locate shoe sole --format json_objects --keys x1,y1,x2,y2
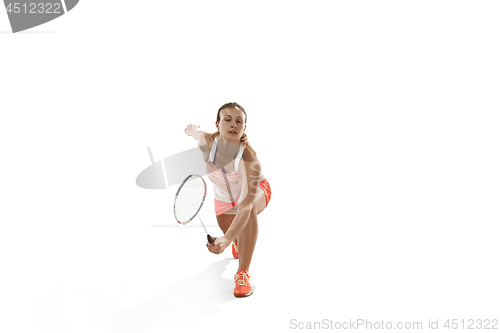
[{"x1": 234, "y1": 290, "x2": 253, "y2": 298}]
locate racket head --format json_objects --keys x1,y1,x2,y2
[{"x1": 173, "y1": 174, "x2": 207, "y2": 225}]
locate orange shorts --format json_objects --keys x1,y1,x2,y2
[
  {"x1": 259, "y1": 179, "x2": 272, "y2": 206},
  {"x1": 214, "y1": 179, "x2": 271, "y2": 216}
]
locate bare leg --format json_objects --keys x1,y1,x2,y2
[
  {"x1": 237, "y1": 209, "x2": 258, "y2": 271},
  {"x1": 215, "y1": 187, "x2": 267, "y2": 272},
  {"x1": 216, "y1": 213, "x2": 233, "y2": 235}
]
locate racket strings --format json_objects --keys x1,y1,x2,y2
[{"x1": 174, "y1": 176, "x2": 206, "y2": 223}]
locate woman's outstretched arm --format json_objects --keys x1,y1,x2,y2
[{"x1": 185, "y1": 124, "x2": 210, "y2": 161}]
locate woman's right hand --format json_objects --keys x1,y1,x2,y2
[
  {"x1": 206, "y1": 236, "x2": 230, "y2": 255},
  {"x1": 184, "y1": 124, "x2": 200, "y2": 137}
]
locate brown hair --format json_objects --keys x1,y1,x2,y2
[{"x1": 210, "y1": 102, "x2": 257, "y2": 156}]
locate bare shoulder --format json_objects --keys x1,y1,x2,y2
[
  {"x1": 241, "y1": 147, "x2": 262, "y2": 184},
  {"x1": 242, "y1": 146, "x2": 259, "y2": 163}
]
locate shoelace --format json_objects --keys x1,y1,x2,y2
[{"x1": 234, "y1": 271, "x2": 251, "y2": 286}]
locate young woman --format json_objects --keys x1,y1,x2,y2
[{"x1": 184, "y1": 102, "x2": 271, "y2": 297}]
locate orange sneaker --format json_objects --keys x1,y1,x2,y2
[
  {"x1": 232, "y1": 239, "x2": 238, "y2": 259},
  {"x1": 234, "y1": 270, "x2": 252, "y2": 297}
]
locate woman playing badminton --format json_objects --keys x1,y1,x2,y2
[{"x1": 184, "y1": 102, "x2": 271, "y2": 297}]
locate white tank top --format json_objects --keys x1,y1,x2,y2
[{"x1": 206, "y1": 135, "x2": 265, "y2": 203}]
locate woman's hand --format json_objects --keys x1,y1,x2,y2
[
  {"x1": 206, "y1": 236, "x2": 230, "y2": 255},
  {"x1": 184, "y1": 124, "x2": 200, "y2": 137}
]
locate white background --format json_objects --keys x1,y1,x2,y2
[{"x1": 1, "y1": 1, "x2": 499, "y2": 332}]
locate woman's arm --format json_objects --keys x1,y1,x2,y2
[
  {"x1": 185, "y1": 124, "x2": 211, "y2": 161},
  {"x1": 207, "y1": 149, "x2": 262, "y2": 253}
]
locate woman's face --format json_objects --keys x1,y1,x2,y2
[{"x1": 216, "y1": 107, "x2": 246, "y2": 142}]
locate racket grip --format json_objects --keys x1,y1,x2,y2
[{"x1": 207, "y1": 234, "x2": 214, "y2": 244}]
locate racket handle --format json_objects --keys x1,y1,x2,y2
[{"x1": 207, "y1": 234, "x2": 214, "y2": 244}]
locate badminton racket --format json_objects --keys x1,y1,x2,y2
[{"x1": 173, "y1": 174, "x2": 214, "y2": 243}]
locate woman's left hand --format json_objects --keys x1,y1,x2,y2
[{"x1": 207, "y1": 236, "x2": 230, "y2": 254}]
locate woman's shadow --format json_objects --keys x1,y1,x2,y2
[{"x1": 81, "y1": 258, "x2": 237, "y2": 332}]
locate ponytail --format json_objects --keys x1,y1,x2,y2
[{"x1": 240, "y1": 133, "x2": 257, "y2": 157}]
